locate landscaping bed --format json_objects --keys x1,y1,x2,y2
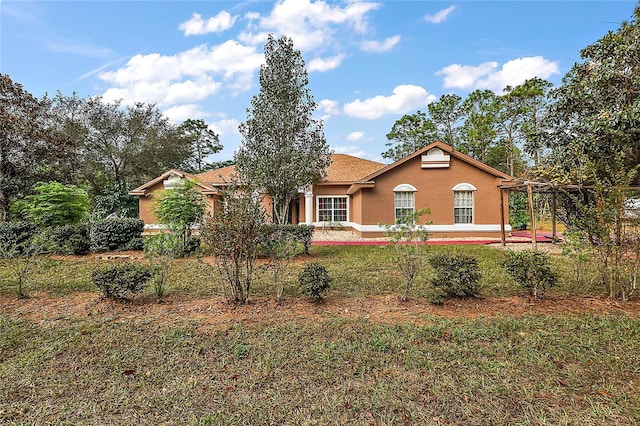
[{"x1": 1, "y1": 244, "x2": 639, "y2": 425}]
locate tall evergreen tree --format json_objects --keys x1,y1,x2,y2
[
  {"x1": 177, "y1": 119, "x2": 222, "y2": 173},
  {"x1": 383, "y1": 111, "x2": 438, "y2": 161},
  {"x1": 236, "y1": 34, "x2": 331, "y2": 225},
  {"x1": 459, "y1": 90, "x2": 499, "y2": 163},
  {"x1": 427, "y1": 93, "x2": 467, "y2": 149}
]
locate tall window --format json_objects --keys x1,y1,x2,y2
[
  {"x1": 393, "y1": 184, "x2": 417, "y2": 223},
  {"x1": 452, "y1": 183, "x2": 476, "y2": 224},
  {"x1": 454, "y1": 191, "x2": 473, "y2": 223},
  {"x1": 318, "y1": 196, "x2": 347, "y2": 222}
]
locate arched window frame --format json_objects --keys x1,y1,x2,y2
[
  {"x1": 393, "y1": 184, "x2": 417, "y2": 223},
  {"x1": 452, "y1": 183, "x2": 477, "y2": 224}
]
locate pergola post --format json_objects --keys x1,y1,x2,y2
[
  {"x1": 527, "y1": 183, "x2": 537, "y2": 250},
  {"x1": 500, "y1": 188, "x2": 506, "y2": 246},
  {"x1": 552, "y1": 189, "x2": 558, "y2": 242}
]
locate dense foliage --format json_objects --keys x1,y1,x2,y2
[
  {"x1": 91, "y1": 263, "x2": 154, "y2": 300},
  {"x1": 90, "y1": 218, "x2": 145, "y2": 252},
  {"x1": 236, "y1": 34, "x2": 332, "y2": 224},
  {"x1": 0, "y1": 75, "x2": 76, "y2": 220},
  {"x1": 153, "y1": 179, "x2": 206, "y2": 256},
  {"x1": 298, "y1": 262, "x2": 331, "y2": 300},
  {"x1": 0, "y1": 221, "x2": 38, "y2": 255},
  {"x1": 383, "y1": 79, "x2": 549, "y2": 176},
  {"x1": 429, "y1": 252, "x2": 482, "y2": 297},
  {"x1": 11, "y1": 181, "x2": 89, "y2": 227},
  {"x1": 503, "y1": 250, "x2": 558, "y2": 299},
  {"x1": 45, "y1": 223, "x2": 91, "y2": 255}
]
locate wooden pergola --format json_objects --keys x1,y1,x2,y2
[{"x1": 498, "y1": 178, "x2": 640, "y2": 248}]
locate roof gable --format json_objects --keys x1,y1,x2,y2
[
  {"x1": 361, "y1": 141, "x2": 511, "y2": 182},
  {"x1": 128, "y1": 169, "x2": 219, "y2": 196}
]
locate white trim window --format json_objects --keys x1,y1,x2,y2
[
  {"x1": 393, "y1": 184, "x2": 417, "y2": 223},
  {"x1": 317, "y1": 196, "x2": 348, "y2": 222},
  {"x1": 452, "y1": 183, "x2": 477, "y2": 224}
]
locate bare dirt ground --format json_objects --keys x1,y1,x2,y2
[
  {"x1": 1, "y1": 237, "x2": 608, "y2": 330},
  {"x1": 2, "y1": 291, "x2": 638, "y2": 332}
]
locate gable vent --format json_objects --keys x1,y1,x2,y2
[{"x1": 421, "y1": 148, "x2": 450, "y2": 168}]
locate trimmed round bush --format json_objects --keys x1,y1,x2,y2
[
  {"x1": 92, "y1": 263, "x2": 154, "y2": 300},
  {"x1": 299, "y1": 263, "x2": 331, "y2": 299},
  {"x1": 46, "y1": 223, "x2": 90, "y2": 255},
  {"x1": 429, "y1": 253, "x2": 482, "y2": 297}
]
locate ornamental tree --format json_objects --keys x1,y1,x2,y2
[
  {"x1": 153, "y1": 179, "x2": 206, "y2": 255},
  {"x1": 542, "y1": 5, "x2": 640, "y2": 299},
  {"x1": 11, "y1": 181, "x2": 89, "y2": 227},
  {"x1": 236, "y1": 34, "x2": 331, "y2": 225}
]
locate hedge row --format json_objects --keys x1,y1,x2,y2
[
  {"x1": 263, "y1": 224, "x2": 314, "y2": 255},
  {"x1": 0, "y1": 218, "x2": 144, "y2": 255}
]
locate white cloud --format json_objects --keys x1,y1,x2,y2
[
  {"x1": 239, "y1": 0, "x2": 381, "y2": 51},
  {"x1": 333, "y1": 145, "x2": 367, "y2": 157},
  {"x1": 436, "y1": 62, "x2": 498, "y2": 90},
  {"x1": 360, "y1": 35, "x2": 401, "y2": 53},
  {"x1": 317, "y1": 99, "x2": 340, "y2": 120},
  {"x1": 424, "y1": 5, "x2": 456, "y2": 24},
  {"x1": 436, "y1": 56, "x2": 560, "y2": 92},
  {"x1": 308, "y1": 54, "x2": 345, "y2": 72},
  {"x1": 208, "y1": 118, "x2": 241, "y2": 138},
  {"x1": 98, "y1": 41, "x2": 263, "y2": 106},
  {"x1": 343, "y1": 85, "x2": 436, "y2": 119},
  {"x1": 163, "y1": 104, "x2": 211, "y2": 123},
  {"x1": 179, "y1": 11, "x2": 238, "y2": 36},
  {"x1": 347, "y1": 131, "x2": 365, "y2": 142}
]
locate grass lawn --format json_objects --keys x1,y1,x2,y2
[{"x1": 1, "y1": 244, "x2": 638, "y2": 425}]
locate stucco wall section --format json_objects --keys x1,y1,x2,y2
[
  {"x1": 137, "y1": 180, "x2": 217, "y2": 225},
  {"x1": 360, "y1": 155, "x2": 505, "y2": 226}
]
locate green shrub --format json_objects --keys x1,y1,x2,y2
[
  {"x1": 429, "y1": 253, "x2": 482, "y2": 297},
  {"x1": 509, "y1": 192, "x2": 529, "y2": 231},
  {"x1": 0, "y1": 221, "x2": 39, "y2": 254},
  {"x1": 184, "y1": 236, "x2": 200, "y2": 255},
  {"x1": 144, "y1": 233, "x2": 182, "y2": 258},
  {"x1": 382, "y1": 208, "x2": 431, "y2": 301},
  {"x1": 90, "y1": 218, "x2": 145, "y2": 252},
  {"x1": 299, "y1": 263, "x2": 331, "y2": 300},
  {"x1": 91, "y1": 263, "x2": 154, "y2": 300},
  {"x1": 502, "y1": 250, "x2": 558, "y2": 299},
  {"x1": 263, "y1": 224, "x2": 313, "y2": 255},
  {"x1": 425, "y1": 287, "x2": 447, "y2": 305},
  {"x1": 201, "y1": 179, "x2": 267, "y2": 304},
  {"x1": 46, "y1": 223, "x2": 90, "y2": 255},
  {"x1": 11, "y1": 181, "x2": 90, "y2": 227}
]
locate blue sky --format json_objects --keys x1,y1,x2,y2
[{"x1": 1, "y1": 1, "x2": 636, "y2": 164}]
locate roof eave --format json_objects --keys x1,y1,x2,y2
[{"x1": 346, "y1": 181, "x2": 376, "y2": 195}]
